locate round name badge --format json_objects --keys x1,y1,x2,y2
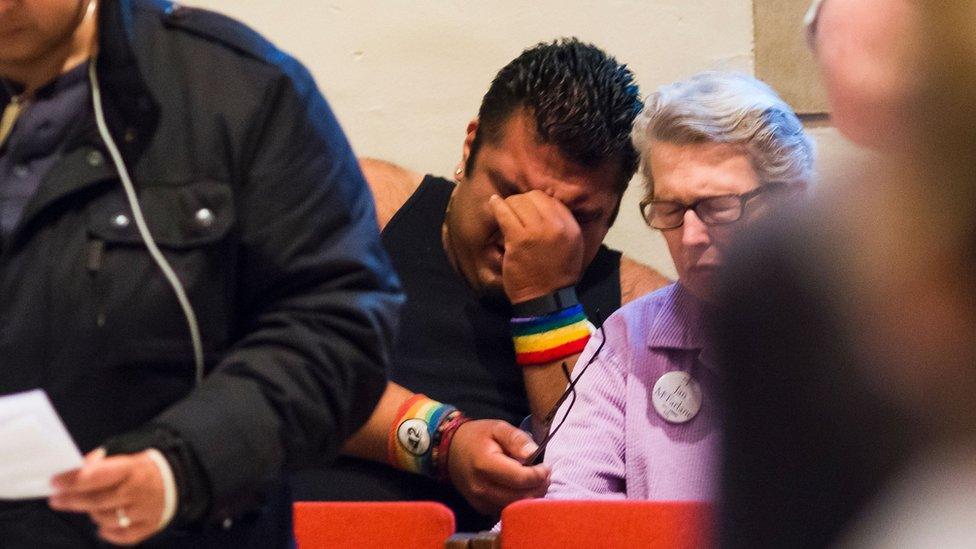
[
  {"x1": 652, "y1": 371, "x2": 702, "y2": 424},
  {"x1": 397, "y1": 418, "x2": 431, "y2": 455}
]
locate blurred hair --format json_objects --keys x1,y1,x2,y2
[
  {"x1": 632, "y1": 71, "x2": 814, "y2": 198},
  {"x1": 467, "y1": 38, "x2": 642, "y2": 197}
]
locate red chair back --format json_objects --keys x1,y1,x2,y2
[
  {"x1": 293, "y1": 501, "x2": 455, "y2": 549},
  {"x1": 500, "y1": 500, "x2": 712, "y2": 549}
]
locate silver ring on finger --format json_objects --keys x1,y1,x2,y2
[{"x1": 116, "y1": 507, "x2": 132, "y2": 529}]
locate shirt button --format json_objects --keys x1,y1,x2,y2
[
  {"x1": 111, "y1": 213, "x2": 130, "y2": 228},
  {"x1": 194, "y1": 208, "x2": 215, "y2": 228},
  {"x1": 12, "y1": 165, "x2": 29, "y2": 178},
  {"x1": 87, "y1": 150, "x2": 104, "y2": 167},
  {"x1": 221, "y1": 517, "x2": 233, "y2": 530},
  {"x1": 124, "y1": 127, "x2": 137, "y2": 143}
]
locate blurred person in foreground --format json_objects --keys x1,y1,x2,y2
[
  {"x1": 832, "y1": 1, "x2": 976, "y2": 546},
  {"x1": 715, "y1": 0, "x2": 975, "y2": 547},
  {"x1": 0, "y1": 0, "x2": 401, "y2": 546},
  {"x1": 295, "y1": 38, "x2": 670, "y2": 532},
  {"x1": 541, "y1": 72, "x2": 812, "y2": 502}
]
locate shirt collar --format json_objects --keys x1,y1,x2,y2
[
  {"x1": 2, "y1": 1, "x2": 158, "y2": 147},
  {"x1": 647, "y1": 282, "x2": 710, "y2": 352}
]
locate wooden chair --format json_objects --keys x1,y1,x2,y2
[
  {"x1": 293, "y1": 501, "x2": 455, "y2": 549},
  {"x1": 499, "y1": 500, "x2": 712, "y2": 549}
]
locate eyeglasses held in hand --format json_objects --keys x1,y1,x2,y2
[
  {"x1": 639, "y1": 182, "x2": 788, "y2": 230},
  {"x1": 523, "y1": 320, "x2": 607, "y2": 466}
]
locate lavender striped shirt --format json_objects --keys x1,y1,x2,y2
[{"x1": 543, "y1": 282, "x2": 719, "y2": 501}]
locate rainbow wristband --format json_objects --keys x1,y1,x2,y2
[
  {"x1": 388, "y1": 394, "x2": 463, "y2": 477},
  {"x1": 512, "y1": 303, "x2": 592, "y2": 365}
]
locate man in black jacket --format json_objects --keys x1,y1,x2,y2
[{"x1": 0, "y1": 0, "x2": 401, "y2": 546}]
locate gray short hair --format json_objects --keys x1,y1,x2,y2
[{"x1": 632, "y1": 71, "x2": 815, "y2": 198}]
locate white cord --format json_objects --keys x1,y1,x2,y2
[{"x1": 88, "y1": 60, "x2": 205, "y2": 385}]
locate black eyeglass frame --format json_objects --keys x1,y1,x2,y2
[
  {"x1": 638, "y1": 181, "x2": 788, "y2": 230},
  {"x1": 523, "y1": 321, "x2": 607, "y2": 466}
]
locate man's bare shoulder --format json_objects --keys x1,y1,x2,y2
[
  {"x1": 359, "y1": 158, "x2": 425, "y2": 230},
  {"x1": 619, "y1": 255, "x2": 671, "y2": 304}
]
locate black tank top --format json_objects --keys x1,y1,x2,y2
[{"x1": 290, "y1": 175, "x2": 622, "y2": 531}]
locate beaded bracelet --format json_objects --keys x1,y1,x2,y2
[
  {"x1": 511, "y1": 303, "x2": 592, "y2": 366},
  {"x1": 432, "y1": 410, "x2": 471, "y2": 482},
  {"x1": 388, "y1": 393, "x2": 469, "y2": 479}
]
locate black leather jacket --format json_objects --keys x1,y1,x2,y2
[{"x1": 0, "y1": 1, "x2": 401, "y2": 546}]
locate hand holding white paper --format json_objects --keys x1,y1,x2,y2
[{"x1": 0, "y1": 390, "x2": 84, "y2": 499}]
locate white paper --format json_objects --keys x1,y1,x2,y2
[{"x1": 0, "y1": 389, "x2": 84, "y2": 499}]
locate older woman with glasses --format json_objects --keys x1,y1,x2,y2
[{"x1": 540, "y1": 71, "x2": 814, "y2": 501}]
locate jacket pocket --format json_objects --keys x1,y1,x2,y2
[
  {"x1": 87, "y1": 179, "x2": 235, "y2": 248},
  {"x1": 85, "y1": 179, "x2": 235, "y2": 373}
]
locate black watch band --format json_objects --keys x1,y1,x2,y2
[{"x1": 511, "y1": 286, "x2": 580, "y2": 317}]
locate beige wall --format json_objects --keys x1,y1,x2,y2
[
  {"x1": 192, "y1": 0, "x2": 861, "y2": 280},
  {"x1": 754, "y1": 0, "x2": 829, "y2": 113}
]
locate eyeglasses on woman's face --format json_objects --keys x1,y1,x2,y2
[{"x1": 639, "y1": 182, "x2": 788, "y2": 230}]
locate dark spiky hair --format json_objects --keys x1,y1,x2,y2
[{"x1": 466, "y1": 38, "x2": 642, "y2": 194}]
